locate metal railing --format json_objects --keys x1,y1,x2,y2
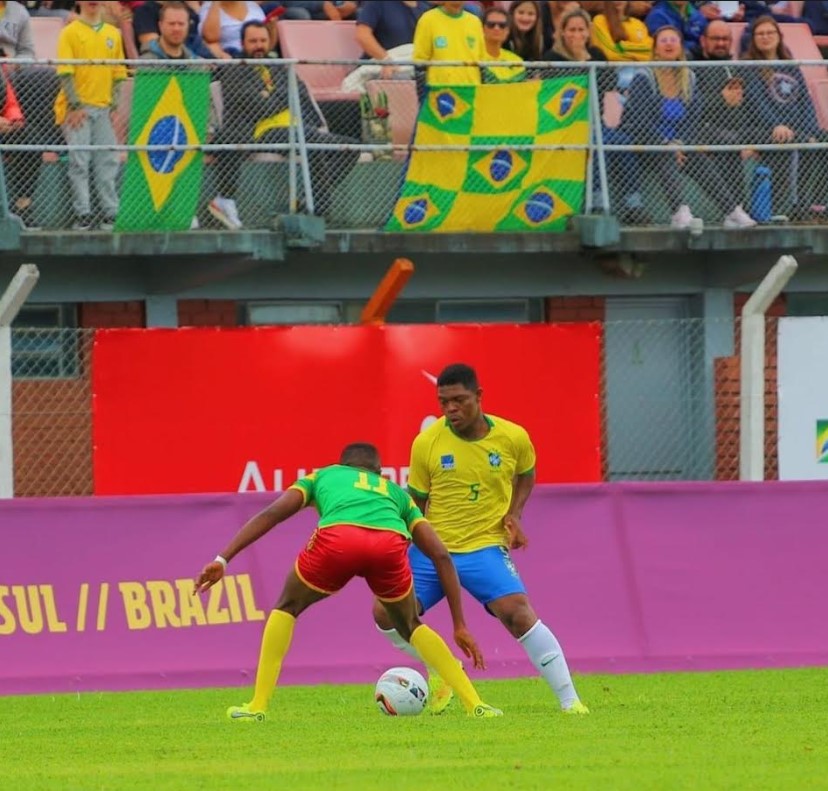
[{"x1": 2, "y1": 57, "x2": 828, "y2": 231}]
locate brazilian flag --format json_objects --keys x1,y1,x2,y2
[
  {"x1": 116, "y1": 71, "x2": 210, "y2": 232},
  {"x1": 386, "y1": 77, "x2": 589, "y2": 233}
]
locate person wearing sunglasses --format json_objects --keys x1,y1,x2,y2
[{"x1": 481, "y1": 5, "x2": 525, "y2": 83}]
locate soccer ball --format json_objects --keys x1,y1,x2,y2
[{"x1": 375, "y1": 666, "x2": 428, "y2": 716}]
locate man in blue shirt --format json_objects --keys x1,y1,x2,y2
[{"x1": 646, "y1": 0, "x2": 708, "y2": 51}]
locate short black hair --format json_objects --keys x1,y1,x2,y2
[
  {"x1": 241, "y1": 19, "x2": 269, "y2": 44},
  {"x1": 340, "y1": 443, "x2": 381, "y2": 471},
  {"x1": 437, "y1": 363, "x2": 479, "y2": 391},
  {"x1": 158, "y1": 1, "x2": 190, "y2": 22}
]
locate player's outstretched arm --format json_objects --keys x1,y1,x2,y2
[
  {"x1": 410, "y1": 521, "x2": 486, "y2": 670},
  {"x1": 193, "y1": 489, "x2": 305, "y2": 594}
]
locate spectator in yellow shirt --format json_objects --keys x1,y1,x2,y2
[
  {"x1": 481, "y1": 5, "x2": 525, "y2": 83},
  {"x1": 413, "y1": 0, "x2": 486, "y2": 87},
  {"x1": 54, "y1": 0, "x2": 127, "y2": 231},
  {"x1": 592, "y1": 0, "x2": 653, "y2": 61}
]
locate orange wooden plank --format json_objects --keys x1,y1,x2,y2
[{"x1": 360, "y1": 258, "x2": 415, "y2": 325}]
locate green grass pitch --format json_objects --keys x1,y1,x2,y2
[{"x1": 3, "y1": 668, "x2": 827, "y2": 791}]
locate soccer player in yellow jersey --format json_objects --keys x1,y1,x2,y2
[
  {"x1": 195, "y1": 442, "x2": 502, "y2": 721},
  {"x1": 55, "y1": 0, "x2": 127, "y2": 231},
  {"x1": 413, "y1": 0, "x2": 487, "y2": 86},
  {"x1": 373, "y1": 363, "x2": 589, "y2": 715}
]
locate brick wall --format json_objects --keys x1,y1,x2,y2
[
  {"x1": 178, "y1": 300, "x2": 239, "y2": 327},
  {"x1": 714, "y1": 295, "x2": 785, "y2": 481},
  {"x1": 13, "y1": 302, "x2": 145, "y2": 496},
  {"x1": 546, "y1": 296, "x2": 606, "y2": 323},
  {"x1": 79, "y1": 301, "x2": 145, "y2": 328}
]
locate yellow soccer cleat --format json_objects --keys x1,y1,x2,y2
[
  {"x1": 472, "y1": 703, "x2": 504, "y2": 718},
  {"x1": 563, "y1": 700, "x2": 590, "y2": 715},
  {"x1": 426, "y1": 672, "x2": 454, "y2": 715},
  {"x1": 227, "y1": 704, "x2": 266, "y2": 723}
]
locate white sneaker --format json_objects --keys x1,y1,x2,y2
[
  {"x1": 723, "y1": 205, "x2": 758, "y2": 229},
  {"x1": 209, "y1": 196, "x2": 242, "y2": 230},
  {"x1": 671, "y1": 204, "x2": 695, "y2": 230}
]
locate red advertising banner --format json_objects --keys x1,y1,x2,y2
[{"x1": 92, "y1": 325, "x2": 602, "y2": 495}]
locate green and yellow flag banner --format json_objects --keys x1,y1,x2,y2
[
  {"x1": 386, "y1": 76, "x2": 589, "y2": 233},
  {"x1": 116, "y1": 71, "x2": 210, "y2": 232}
]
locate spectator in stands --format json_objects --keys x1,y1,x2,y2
[
  {"x1": 689, "y1": 16, "x2": 732, "y2": 60},
  {"x1": 695, "y1": 66, "x2": 763, "y2": 215},
  {"x1": 739, "y1": 1, "x2": 806, "y2": 26},
  {"x1": 624, "y1": 25, "x2": 756, "y2": 228},
  {"x1": 139, "y1": 1, "x2": 197, "y2": 59},
  {"x1": 134, "y1": 0, "x2": 213, "y2": 58},
  {"x1": 54, "y1": 0, "x2": 127, "y2": 231},
  {"x1": 271, "y1": 1, "x2": 358, "y2": 21},
  {"x1": 0, "y1": 0, "x2": 35, "y2": 59},
  {"x1": 645, "y1": 0, "x2": 707, "y2": 53},
  {"x1": 211, "y1": 20, "x2": 357, "y2": 227},
  {"x1": 544, "y1": 6, "x2": 607, "y2": 62},
  {"x1": 341, "y1": 0, "x2": 429, "y2": 91},
  {"x1": 481, "y1": 4, "x2": 525, "y2": 82},
  {"x1": 742, "y1": 15, "x2": 825, "y2": 220},
  {"x1": 801, "y1": 1, "x2": 828, "y2": 37},
  {"x1": 199, "y1": 1, "x2": 276, "y2": 59},
  {"x1": 413, "y1": 0, "x2": 486, "y2": 87},
  {"x1": 506, "y1": 0, "x2": 546, "y2": 61},
  {"x1": 593, "y1": 0, "x2": 653, "y2": 61}
]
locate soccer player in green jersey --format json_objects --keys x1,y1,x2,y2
[
  {"x1": 373, "y1": 364, "x2": 589, "y2": 715},
  {"x1": 194, "y1": 442, "x2": 502, "y2": 721}
]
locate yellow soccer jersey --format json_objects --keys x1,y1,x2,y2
[
  {"x1": 413, "y1": 7, "x2": 486, "y2": 86},
  {"x1": 407, "y1": 414, "x2": 536, "y2": 553},
  {"x1": 55, "y1": 20, "x2": 127, "y2": 124}
]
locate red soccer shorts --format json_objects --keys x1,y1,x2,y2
[{"x1": 295, "y1": 524, "x2": 413, "y2": 602}]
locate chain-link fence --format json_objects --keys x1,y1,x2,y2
[
  {"x1": 5, "y1": 319, "x2": 782, "y2": 497},
  {"x1": 10, "y1": 328, "x2": 94, "y2": 497},
  {"x1": 3, "y1": 57, "x2": 828, "y2": 232}
]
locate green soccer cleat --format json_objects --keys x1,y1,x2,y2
[
  {"x1": 563, "y1": 700, "x2": 590, "y2": 715},
  {"x1": 472, "y1": 703, "x2": 504, "y2": 718},
  {"x1": 426, "y1": 672, "x2": 454, "y2": 715},
  {"x1": 226, "y1": 704, "x2": 266, "y2": 723}
]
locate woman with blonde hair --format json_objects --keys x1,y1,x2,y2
[
  {"x1": 592, "y1": 0, "x2": 653, "y2": 61},
  {"x1": 624, "y1": 25, "x2": 755, "y2": 228},
  {"x1": 544, "y1": 6, "x2": 606, "y2": 62}
]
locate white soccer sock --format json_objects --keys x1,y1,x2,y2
[
  {"x1": 518, "y1": 620, "x2": 579, "y2": 709},
  {"x1": 377, "y1": 625, "x2": 423, "y2": 663}
]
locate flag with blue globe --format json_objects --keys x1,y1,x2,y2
[
  {"x1": 386, "y1": 77, "x2": 589, "y2": 233},
  {"x1": 116, "y1": 71, "x2": 210, "y2": 232}
]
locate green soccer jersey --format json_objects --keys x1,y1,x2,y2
[{"x1": 288, "y1": 464, "x2": 426, "y2": 539}]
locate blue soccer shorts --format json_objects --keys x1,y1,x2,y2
[{"x1": 407, "y1": 544, "x2": 527, "y2": 613}]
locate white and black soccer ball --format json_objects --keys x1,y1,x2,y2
[{"x1": 375, "y1": 666, "x2": 428, "y2": 716}]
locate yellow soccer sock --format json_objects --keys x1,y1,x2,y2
[
  {"x1": 249, "y1": 609, "x2": 296, "y2": 712},
  {"x1": 410, "y1": 625, "x2": 482, "y2": 713}
]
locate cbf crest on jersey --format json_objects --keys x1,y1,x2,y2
[
  {"x1": 440, "y1": 454, "x2": 455, "y2": 470},
  {"x1": 488, "y1": 451, "x2": 502, "y2": 468}
]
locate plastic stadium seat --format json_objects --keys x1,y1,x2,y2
[
  {"x1": 367, "y1": 79, "x2": 418, "y2": 153},
  {"x1": 276, "y1": 20, "x2": 362, "y2": 101},
  {"x1": 31, "y1": 16, "x2": 65, "y2": 60}
]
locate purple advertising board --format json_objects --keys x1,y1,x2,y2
[{"x1": 2, "y1": 482, "x2": 827, "y2": 695}]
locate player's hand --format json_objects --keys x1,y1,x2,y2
[
  {"x1": 453, "y1": 626, "x2": 486, "y2": 670},
  {"x1": 193, "y1": 560, "x2": 225, "y2": 595},
  {"x1": 504, "y1": 515, "x2": 528, "y2": 550}
]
